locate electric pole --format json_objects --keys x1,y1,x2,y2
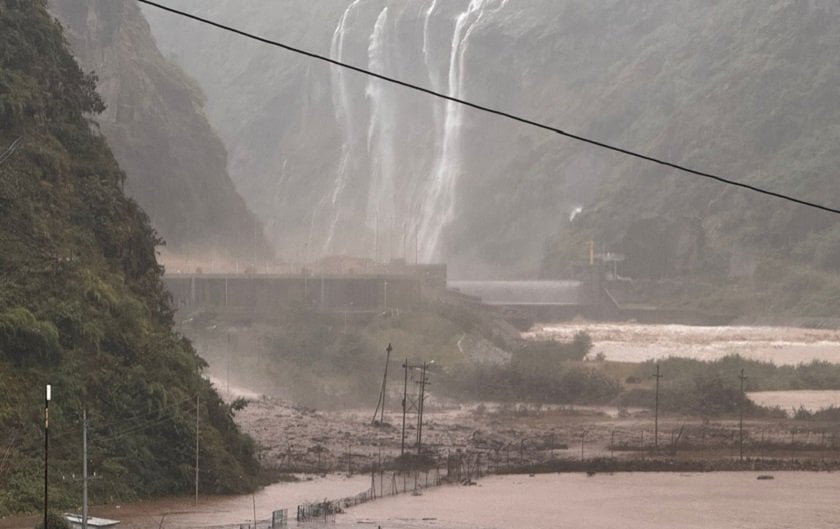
[
  {"x1": 653, "y1": 363, "x2": 662, "y2": 450},
  {"x1": 739, "y1": 368, "x2": 748, "y2": 462},
  {"x1": 82, "y1": 409, "x2": 88, "y2": 529},
  {"x1": 400, "y1": 360, "x2": 408, "y2": 457},
  {"x1": 44, "y1": 384, "x2": 50, "y2": 529},
  {"x1": 372, "y1": 343, "x2": 392, "y2": 425},
  {"x1": 416, "y1": 362, "x2": 428, "y2": 456},
  {"x1": 195, "y1": 394, "x2": 199, "y2": 506}
]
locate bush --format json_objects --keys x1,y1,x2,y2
[{"x1": 0, "y1": 307, "x2": 61, "y2": 366}]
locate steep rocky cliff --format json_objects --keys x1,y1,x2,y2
[
  {"x1": 0, "y1": 0, "x2": 258, "y2": 513},
  {"x1": 144, "y1": 1, "x2": 840, "y2": 313},
  {"x1": 49, "y1": 0, "x2": 272, "y2": 266}
]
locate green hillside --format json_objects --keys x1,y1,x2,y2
[{"x1": 0, "y1": 0, "x2": 258, "y2": 514}]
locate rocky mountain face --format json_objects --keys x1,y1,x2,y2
[
  {"x1": 49, "y1": 0, "x2": 272, "y2": 266},
  {"x1": 144, "y1": 1, "x2": 840, "y2": 312},
  {"x1": 0, "y1": 0, "x2": 258, "y2": 513}
]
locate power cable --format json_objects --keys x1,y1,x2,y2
[{"x1": 137, "y1": 0, "x2": 840, "y2": 216}]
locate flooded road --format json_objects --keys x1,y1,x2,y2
[
  {"x1": 340, "y1": 472, "x2": 839, "y2": 529},
  {"x1": 0, "y1": 474, "x2": 370, "y2": 529},
  {"x1": 525, "y1": 323, "x2": 840, "y2": 365}
]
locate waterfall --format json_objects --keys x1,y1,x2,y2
[
  {"x1": 319, "y1": 0, "x2": 510, "y2": 264},
  {"x1": 324, "y1": 0, "x2": 362, "y2": 253},
  {"x1": 416, "y1": 0, "x2": 507, "y2": 263},
  {"x1": 365, "y1": 7, "x2": 397, "y2": 260},
  {"x1": 422, "y1": 0, "x2": 441, "y2": 91}
]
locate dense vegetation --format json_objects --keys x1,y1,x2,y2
[
  {"x1": 190, "y1": 299, "x2": 519, "y2": 409},
  {"x1": 618, "y1": 355, "x2": 840, "y2": 417},
  {"x1": 439, "y1": 332, "x2": 621, "y2": 404},
  {"x1": 192, "y1": 300, "x2": 623, "y2": 408},
  {"x1": 0, "y1": 1, "x2": 258, "y2": 515}
]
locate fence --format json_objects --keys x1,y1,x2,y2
[{"x1": 295, "y1": 468, "x2": 444, "y2": 523}]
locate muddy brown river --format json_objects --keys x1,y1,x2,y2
[
  {"x1": 340, "y1": 472, "x2": 839, "y2": 529},
  {"x1": 525, "y1": 323, "x2": 840, "y2": 365}
]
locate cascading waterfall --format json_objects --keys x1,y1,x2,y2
[
  {"x1": 323, "y1": 0, "x2": 362, "y2": 253},
  {"x1": 365, "y1": 7, "x2": 397, "y2": 261},
  {"x1": 416, "y1": 0, "x2": 506, "y2": 263},
  {"x1": 422, "y1": 0, "x2": 441, "y2": 93},
  {"x1": 321, "y1": 0, "x2": 509, "y2": 263}
]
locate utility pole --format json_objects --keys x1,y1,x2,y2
[
  {"x1": 739, "y1": 368, "x2": 748, "y2": 462},
  {"x1": 82, "y1": 409, "x2": 88, "y2": 529},
  {"x1": 44, "y1": 384, "x2": 51, "y2": 529},
  {"x1": 653, "y1": 364, "x2": 662, "y2": 450},
  {"x1": 401, "y1": 360, "x2": 408, "y2": 457},
  {"x1": 416, "y1": 362, "x2": 428, "y2": 456},
  {"x1": 195, "y1": 394, "x2": 199, "y2": 506},
  {"x1": 226, "y1": 333, "x2": 231, "y2": 397},
  {"x1": 372, "y1": 343, "x2": 392, "y2": 425}
]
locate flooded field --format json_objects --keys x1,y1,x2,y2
[
  {"x1": 340, "y1": 472, "x2": 840, "y2": 529},
  {"x1": 525, "y1": 323, "x2": 840, "y2": 365},
  {"x1": 748, "y1": 390, "x2": 840, "y2": 414}
]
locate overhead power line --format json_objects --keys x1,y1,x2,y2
[{"x1": 137, "y1": 0, "x2": 840, "y2": 216}]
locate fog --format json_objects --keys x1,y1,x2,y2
[{"x1": 142, "y1": 1, "x2": 840, "y2": 285}]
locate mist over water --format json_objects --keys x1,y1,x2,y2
[{"x1": 338, "y1": 473, "x2": 839, "y2": 529}]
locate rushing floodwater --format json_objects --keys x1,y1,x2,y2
[
  {"x1": 338, "y1": 472, "x2": 840, "y2": 529},
  {"x1": 525, "y1": 323, "x2": 840, "y2": 365},
  {"x1": 0, "y1": 475, "x2": 371, "y2": 529},
  {"x1": 748, "y1": 390, "x2": 840, "y2": 414}
]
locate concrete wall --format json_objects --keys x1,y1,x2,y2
[{"x1": 163, "y1": 273, "x2": 422, "y2": 312}]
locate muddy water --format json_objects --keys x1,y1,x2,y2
[
  {"x1": 0, "y1": 474, "x2": 370, "y2": 529},
  {"x1": 339, "y1": 472, "x2": 839, "y2": 529},
  {"x1": 748, "y1": 390, "x2": 840, "y2": 414},
  {"x1": 525, "y1": 323, "x2": 840, "y2": 365}
]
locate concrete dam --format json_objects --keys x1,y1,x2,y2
[{"x1": 162, "y1": 264, "x2": 728, "y2": 325}]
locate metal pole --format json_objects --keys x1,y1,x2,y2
[
  {"x1": 739, "y1": 368, "x2": 748, "y2": 462},
  {"x1": 417, "y1": 362, "x2": 427, "y2": 456},
  {"x1": 226, "y1": 333, "x2": 231, "y2": 397},
  {"x1": 44, "y1": 384, "x2": 50, "y2": 529},
  {"x1": 83, "y1": 409, "x2": 88, "y2": 529},
  {"x1": 401, "y1": 360, "x2": 408, "y2": 456},
  {"x1": 372, "y1": 344, "x2": 392, "y2": 424},
  {"x1": 195, "y1": 394, "x2": 199, "y2": 506},
  {"x1": 380, "y1": 344, "x2": 391, "y2": 424},
  {"x1": 653, "y1": 364, "x2": 662, "y2": 450}
]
